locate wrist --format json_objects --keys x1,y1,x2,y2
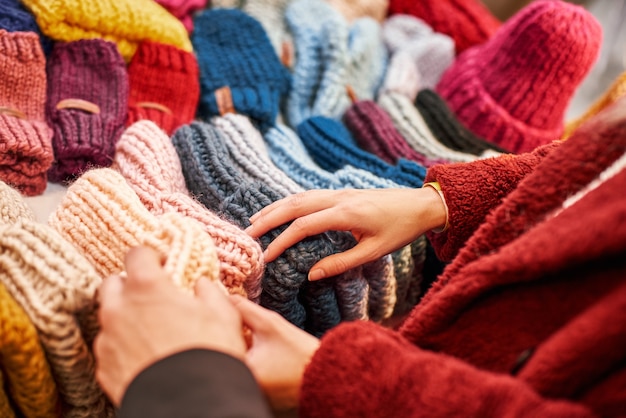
[{"x1": 422, "y1": 182, "x2": 449, "y2": 233}]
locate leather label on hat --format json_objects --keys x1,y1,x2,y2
[
  {"x1": 281, "y1": 41, "x2": 293, "y2": 68},
  {"x1": 215, "y1": 86, "x2": 235, "y2": 116},
  {"x1": 346, "y1": 85, "x2": 358, "y2": 104},
  {"x1": 136, "y1": 102, "x2": 173, "y2": 114},
  {"x1": 0, "y1": 106, "x2": 26, "y2": 119},
  {"x1": 56, "y1": 99, "x2": 101, "y2": 114}
]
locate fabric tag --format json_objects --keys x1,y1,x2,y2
[
  {"x1": 215, "y1": 86, "x2": 236, "y2": 116},
  {"x1": 56, "y1": 99, "x2": 101, "y2": 114}
]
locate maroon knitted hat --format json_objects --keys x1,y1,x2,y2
[
  {"x1": 45, "y1": 39, "x2": 128, "y2": 183},
  {"x1": 436, "y1": 0, "x2": 602, "y2": 154}
]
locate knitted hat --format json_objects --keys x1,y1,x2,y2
[
  {"x1": 0, "y1": 0, "x2": 52, "y2": 53},
  {"x1": 46, "y1": 39, "x2": 128, "y2": 183},
  {"x1": 240, "y1": 0, "x2": 294, "y2": 64},
  {"x1": 414, "y1": 89, "x2": 507, "y2": 156},
  {"x1": 436, "y1": 0, "x2": 603, "y2": 154},
  {"x1": 112, "y1": 120, "x2": 265, "y2": 301},
  {"x1": 378, "y1": 50, "x2": 422, "y2": 102},
  {"x1": 193, "y1": 8, "x2": 291, "y2": 131},
  {"x1": 326, "y1": 0, "x2": 388, "y2": 22},
  {"x1": 127, "y1": 41, "x2": 199, "y2": 136},
  {"x1": 0, "y1": 180, "x2": 110, "y2": 417},
  {"x1": 20, "y1": 0, "x2": 192, "y2": 61},
  {"x1": 343, "y1": 99, "x2": 450, "y2": 167},
  {"x1": 285, "y1": 0, "x2": 387, "y2": 127},
  {"x1": 388, "y1": 0, "x2": 501, "y2": 54},
  {"x1": 48, "y1": 168, "x2": 228, "y2": 298},
  {"x1": 563, "y1": 70, "x2": 626, "y2": 139},
  {"x1": 378, "y1": 92, "x2": 485, "y2": 163},
  {"x1": 382, "y1": 15, "x2": 455, "y2": 90},
  {"x1": 154, "y1": 0, "x2": 207, "y2": 32},
  {"x1": 0, "y1": 30, "x2": 53, "y2": 196},
  {"x1": 296, "y1": 116, "x2": 426, "y2": 187}
]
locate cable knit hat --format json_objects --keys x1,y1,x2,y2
[
  {"x1": 46, "y1": 39, "x2": 128, "y2": 183},
  {"x1": 112, "y1": 120, "x2": 264, "y2": 302},
  {"x1": 193, "y1": 8, "x2": 291, "y2": 131},
  {"x1": 127, "y1": 41, "x2": 199, "y2": 136},
  {"x1": 48, "y1": 168, "x2": 230, "y2": 299},
  {"x1": 0, "y1": 0, "x2": 52, "y2": 53},
  {"x1": 388, "y1": 0, "x2": 501, "y2": 54},
  {"x1": 436, "y1": 0, "x2": 603, "y2": 154},
  {"x1": 296, "y1": 116, "x2": 426, "y2": 187},
  {"x1": 382, "y1": 15, "x2": 455, "y2": 91},
  {"x1": 0, "y1": 30, "x2": 52, "y2": 196},
  {"x1": 154, "y1": 0, "x2": 207, "y2": 32},
  {"x1": 0, "y1": 181, "x2": 111, "y2": 417},
  {"x1": 20, "y1": 0, "x2": 192, "y2": 61}
]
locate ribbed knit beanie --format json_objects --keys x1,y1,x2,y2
[
  {"x1": 436, "y1": 0, "x2": 603, "y2": 154},
  {"x1": 388, "y1": 0, "x2": 501, "y2": 54},
  {"x1": 0, "y1": 0, "x2": 52, "y2": 53},
  {"x1": 563, "y1": 70, "x2": 626, "y2": 139},
  {"x1": 378, "y1": 92, "x2": 484, "y2": 163},
  {"x1": 127, "y1": 41, "x2": 199, "y2": 136},
  {"x1": 242, "y1": 0, "x2": 294, "y2": 65},
  {"x1": 193, "y1": 8, "x2": 291, "y2": 132},
  {"x1": 378, "y1": 50, "x2": 421, "y2": 102},
  {"x1": 112, "y1": 120, "x2": 264, "y2": 301},
  {"x1": 0, "y1": 180, "x2": 111, "y2": 417},
  {"x1": 382, "y1": 15, "x2": 454, "y2": 91},
  {"x1": 20, "y1": 0, "x2": 192, "y2": 61},
  {"x1": 0, "y1": 29, "x2": 52, "y2": 196},
  {"x1": 45, "y1": 39, "x2": 128, "y2": 183},
  {"x1": 48, "y1": 168, "x2": 228, "y2": 298},
  {"x1": 154, "y1": 0, "x2": 207, "y2": 32},
  {"x1": 414, "y1": 89, "x2": 507, "y2": 156},
  {"x1": 326, "y1": 0, "x2": 388, "y2": 22},
  {"x1": 285, "y1": 0, "x2": 386, "y2": 127},
  {"x1": 296, "y1": 116, "x2": 426, "y2": 187}
]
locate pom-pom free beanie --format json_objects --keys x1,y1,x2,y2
[
  {"x1": 436, "y1": 0, "x2": 603, "y2": 154},
  {"x1": 0, "y1": 30, "x2": 52, "y2": 196},
  {"x1": 127, "y1": 41, "x2": 199, "y2": 136},
  {"x1": 0, "y1": 0, "x2": 52, "y2": 53},
  {"x1": 46, "y1": 39, "x2": 128, "y2": 183}
]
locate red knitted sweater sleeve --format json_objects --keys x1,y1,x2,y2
[
  {"x1": 299, "y1": 321, "x2": 595, "y2": 418},
  {"x1": 424, "y1": 142, "x2": 560, "y2": 261}
]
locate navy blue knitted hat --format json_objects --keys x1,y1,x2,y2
[
  {"x1": 192, "y1": 9, "x2": 291, "y2": 132},
  {"x1": 296, "y1": 116, "x2": 427, "y2": 187},
  {"x1": 0, "y1": 0, "x2": 52, "y2": 53}
]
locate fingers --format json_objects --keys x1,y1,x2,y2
[
  {"x1": 194, "y1": 277, "x2": 228, "y2": 305},
  {"x1": 97, "y1": 274, "x2": 125, "y2": 310},
  {"x1": 230, "y1": 295, "x2": 282, "y2": 333},
  {"x1": 124, "y1": 246, "x2": 168, "y2": 288},
  {"x1": 308, "y1": 240, "x2": 382, "y2": 280}
]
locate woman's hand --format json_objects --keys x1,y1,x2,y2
[{"x1": 246, "y1": 187, "x2": 447, "y2": 280}]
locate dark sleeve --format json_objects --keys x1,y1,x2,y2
[
  {"x1": 424, "y1": 141, "x2": 559, "y2": 261},
  {"x1": 119, "y1": 349, "x2": 273, "y2": 418}
]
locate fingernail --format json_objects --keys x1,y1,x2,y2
[
  {"x1": 308, "y1": 269, "x2": 325, "y2": 281},
  {"x1": 244, "y1": 225, "x2": 253, "y2": 234}
]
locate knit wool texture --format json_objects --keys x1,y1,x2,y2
[
  {"x1": 127, "y1": 41, "x2": 199, "y2": 136},
  {"x1": 0, "y1": 181, "x2": 111, "y2": 418},
  {"x1": 296, "y1": 116, "x2": 426, "y2": 187},
  {"x1": 284, "y1": 0, "x2": 387, "y2": 127},
  {"x1": 154, "y1": 0, "x2": 207, "y2": 32},
  {"x1": 436, "y1": 0, "x2": 603, "y2": 154},
  {"x1": 382, "y1": 14, "x2": 455, "y2": 90},
  {"x1": 0, "y1": 30, "x2": 52, "y2": 196},
  {"x1": 46, "y1": 39, "x2": 128, "y2": 183},
  {"x1": 414, "y1": 89, "x2": 507, "y2": 156},
  {"x1": 0, "y1": 0, "x2": 52, "y2": 53},
  {"x1": 563, "y1": 70, "x2": 626, "y2": 139},
  {"x1": 378, "y1": 49, "x2": 422, "y2": 102},
  {"x1": 20, "y1": 0, "x2": 192, "y2": 61},
  {"x1": 388, "y1": 0, "x2": 501, "y2": 54},
  {"x1": 49, "y1": 168, "x2": 227, "y2": 298},
  {"x1": 112, "y1": 120, "x2": 264, "y2": 301},
  {"x1": 241, "y1": 0, "x2": 294, "y2": 65},
  {"x1": 326, "y1": 0, "x2": 389, "y2": 22},
  {"x1": 193, "y1": 8, "x2": 291, "y2": 132}
]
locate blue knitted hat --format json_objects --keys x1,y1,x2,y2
[
  {"x1": 192, "y1": 9, "x2": 291, "y2": 132},
  {"x1": 0, "y1": 0, "x2": 52, "y2": 53},
  {"x1": 296, "y1": 116, "x2": 426, "y2": 187}
]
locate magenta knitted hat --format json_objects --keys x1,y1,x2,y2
[
  {"x1": 436, "y1": 0, "x2": 602, "y2": 154},
  {"x1": 45, "y1": 39, "x2": 128, "y2": 183}
]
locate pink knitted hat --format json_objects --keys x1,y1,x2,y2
[
  {"x1": 154, "y1": 0, "x2": 206, "y2": 32},
  {"x1": 112, "y1": 121, "x2": 265, "y2": 302},
  {"x1": 48, "y1": 168, "x2": 232, "y2": 298},
  {"x1": 0, "y1": 30, "x2": 52, "y2": 196},
  {"x1": 436, "y1": 0, "x2": 603, "y2": 154}
]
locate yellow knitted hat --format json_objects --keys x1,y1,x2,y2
[
  {"x1": 49, "y1": 168, "x2": 229, "y2": 296},
  {"x1": 20, "y1": 0, "x2": 192, "y2": 61},
  {"x1": 0, "y1": 281, "x2": 60, "y2": 418},
  {"x1": 563, "y1": 71, "x2": 626, "y2": 139}
]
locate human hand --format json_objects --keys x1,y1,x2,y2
[
  {"x1": 245, "y1": 188, "x2": 447, "y2": 280},
  {"x1": 230, "y1": 294, "x2": 321, "y2": 411},
  {"x1": 94, "y1": 246, "x2": 247, "y2": 406}
]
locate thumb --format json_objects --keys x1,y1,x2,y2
[
  {"x1": 308, "y1": 241, "x2": 380, "y2": 280},
  {"x1": 230, "y1": 295, "x2": 281, "y2": 333}
]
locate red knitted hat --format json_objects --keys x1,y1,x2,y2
[
  {"x1": 388, "y1": 0, "x2": 500, "y2": 54},
  {"x1": 46, "y1": 39, "x2": 129, "y2": 183},
  {"x1": 436, "y1": 0, "x2": 602, "y2": 154},
  {"x1": 0, "y1": 30, "x2": 52, "y2": 196},
  {"x1": 127, "y1": 41, "x2": 199, "y2": 136}
]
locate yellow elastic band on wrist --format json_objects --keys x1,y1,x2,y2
[{"x1": 423, "y1": 181, "x2": 449, "y2": 233}]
